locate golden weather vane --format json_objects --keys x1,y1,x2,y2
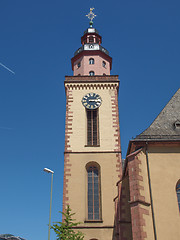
[{"x1": 86, "y1": 8, "x2": 96, "y2": 27}]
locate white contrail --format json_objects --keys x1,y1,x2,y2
[{"x1": 0, "y1": 62, "x2": 15, "y2": 74}]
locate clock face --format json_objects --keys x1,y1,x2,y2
[{"x1": 82, "y1": 93, "x2": 102, "y2": 110}]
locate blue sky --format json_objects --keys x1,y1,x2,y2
[{"x1": 0, "y1": 0, "x2": 179, "y2": 239}]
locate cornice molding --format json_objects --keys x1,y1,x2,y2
[{"x1": 64, "y1": 82, "x2": 119, "y2": 90}]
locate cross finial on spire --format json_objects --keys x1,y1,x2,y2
[{"x1": 86, "y1": 8, "x2": 96, "y2": 27}]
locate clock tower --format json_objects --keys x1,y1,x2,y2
[{"x1": 63, "y1": 9, "x2": 122, "y2": 240}]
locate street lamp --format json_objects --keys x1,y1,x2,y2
[{"x1": 44, "y1": 168, "x2": 54, "y2": 240}]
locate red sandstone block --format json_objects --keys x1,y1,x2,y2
[
  {"x1": 132, "y1": 226, "x2": 140, "y2": 232},
  {"x1": 140, "y1": 208, "x2": 149, "y2": 215},
  {"x1": 132, "y1": 186, "x2": 139, "y2": 192},
  {"x1": 65, "y1": 168, "x2": 71, "y2": 172},
  {"x1": 64, "y1": 154, "x2": 70, "y2": 157},
  {"x1": 65, "y1": 173, "x2": 71, "y2": 176},
  {"x1": 135, "y1": 159, "x2": 142, "y2": 164},
  {"x1": 66, "y1": 127, "x2": 72, "y2": 130},
  {"x1": 66, "y1": 164, "x2": 72, "y2": 167},
  {"x1": 67, "y1": 119, "x2": 73, "y2": 122},
  {"x1": 112, "y1": 120, "x2": 117, "y2": 124},
  {"x1": 65, "y1": 137, "x2": 70, "y2": 141},
  {"x1": 67, "y1": 123, "x2": 72, "y2": 126},
  {"x1": 114, "y1": 134, "x2": 119, "y2": 137},
  {"x1": 137, "y1": 175, "x2": 143, "y2": 181},
  {"x1": 141, "y1": 232, "x2": 147, "y2": 238},
  {"x1": 139, "y1": 185, "x2": 144, "y2": 190},
  {"x1": 65, "y1": 160, "x2": 70, "y2": 163},
  {"x1": 139, "y1": 219, "x2": 145, "y2": 226},
  {"x1": 139, "y1": 196, "x2": 145, "y2": 202},
  {"x1": 132, "y1": 166, "x2": 140, "y2": 171}
]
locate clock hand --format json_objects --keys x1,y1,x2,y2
[{"x1": 89, "y1": 99, "x2": 101, "y2": 102}]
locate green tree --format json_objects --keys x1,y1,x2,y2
[{"x1": 51, "y1": 205, "x2": 84, "y2": 240}]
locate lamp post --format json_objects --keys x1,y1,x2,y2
[{"x1": 44, "y1": 168, "x2": 54, "y2": 240}]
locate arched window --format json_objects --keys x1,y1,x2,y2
[
  {"x1": 77, "y1": 62, "x2": 81, "y2": 68},
  {"x1": 89, "y1": 71, "x2": 95, "y2": 76},
  {"x1": 89, "y1": 36, "x2": 94, "y2": 43},
  {"x1": 102, "y1": 61, "x2": 106, "y2": 68},
  {"x1": 176, "y1": 181, "x2": 180, "y2": 211},
  {"x1": 89, "y1": 58, "x2": 94, "y2": 65},
  {"x1": 87, "y1": 164, "x2": 101, "y2": 220}
]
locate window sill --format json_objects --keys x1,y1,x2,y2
[
  {"x1": 84, "y1": 220, "x2": 103, "y2": 223},
  {"x1": 85, "y1": 145, "x2": 100, "y2": 147}
]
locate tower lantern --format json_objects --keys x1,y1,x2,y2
[{"x1": 71, "y1": 9, "x2": 112, "y2": 76}]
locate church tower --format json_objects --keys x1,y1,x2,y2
[{"x1": 63, "y1": 9, "x2": 122, "y2": 240}]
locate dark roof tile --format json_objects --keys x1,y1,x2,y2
[{"x1": 135, "y1": 88, "x2": 180, "y2": 141}]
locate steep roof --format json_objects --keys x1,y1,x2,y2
[{"x1": 135, "y1": 88, "x2": 180, "y2": 141}]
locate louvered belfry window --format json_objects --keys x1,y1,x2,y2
[
  {"x1": 87, "y1": 166, "x2": 100, "y2": 220},
  {"x1": 87, "y1": 109, "x2": 99, "y2": 146}
]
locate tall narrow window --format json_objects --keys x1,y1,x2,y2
[
  {"x1": 89, "y1": 58, "x2": 94, "y2": 64},
  {"x1": 87, "y1": 165, "x2": 100, "y2": 220},
  {"x1": 102, "y1": 61, "x2": 106, "y2": 68},
  {"x1": 89, "y1": 71, "x2": 95, "y2": 76},
  {"x1": 89, "y1": 36, "x2": 94, "y2": 43},
  {"x1": 77, "y1": 62, "x2": 81, "y2": 68},
  {"x1": 87, "y1": 109, "x2": 99, "y2": 146},
  {"x1": 176, "y1": 181, "x2": 180, "y2": 211}
]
